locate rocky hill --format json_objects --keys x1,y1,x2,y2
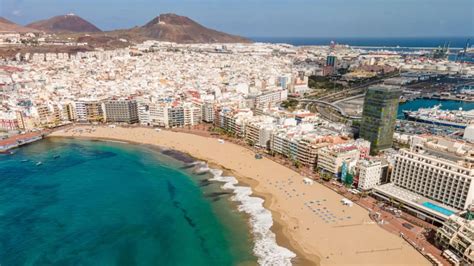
[
  {"x1": 117, "y1": 13, "x2": 249, "y2": 43},
  {"x1": 26, "y1": 14, "x2": 101, "y2": 33}
]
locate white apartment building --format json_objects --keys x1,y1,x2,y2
[
  {"x1": 435, "y1": 210, "x2": 474, "y2": 265},
  {"x1": 202, "y1": 102, "x2": 215, "y2": 123},
  {"x1": 248, "y1": 88, "x2": 288, "y2": 110},
  {"x1": 74, "y1": 102, "x2": 87, "y2": 122},
  {"x1": 137, "y1": 101, "x2": 151, "y2": 126},
  {"x1": 357, "y1": 159, "x2": 383, "y2": 190},
  {"x1": 270, "y1": 129, "x2": 292, "y2": 156},
  {"x1": 317, "y1": 144, "x2": 360, "y2": 176},
  {"x1": 74, "y1": 100, "x2": 103, "y2": 123},
  {"x1": 295, "y1": 137, "x2": 322, "y2": 166},
  {"x1": 270, "y1": 124, "x2": 345, "y2": 167},
  {"x1": 245, "y1": 116, "x2": 275, "y2": 148},
  {"x1": 149, "y1": 104, "x2": 169, "y2": 128},
  {"x1": 183, "y1": 103, "x2": 202, "y2": 127},
  {"x1": 219, "y1": 109, "x2": 253, "y2": 137},
  {"x1": 168, "y1": 106, "x2": 185, "y2": 128}
]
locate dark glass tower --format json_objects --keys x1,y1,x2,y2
[{"x1": 360, "y1": 85, "x2": 401, "y2": 155}]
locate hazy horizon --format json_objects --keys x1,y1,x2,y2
[{"x1": 1, "y1": 0, "x2": 473, "y2": 38}]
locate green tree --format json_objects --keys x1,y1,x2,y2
[{"x1": 294, "y1": 160, "x2": 301, "y2": 169}]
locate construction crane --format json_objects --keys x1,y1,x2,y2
[
  {"x1": 432, "y1": 42, "x2": 450, "y2": 59},
  {"x1": 456, "y1": 38, "x2": 471, "y2": 63}
]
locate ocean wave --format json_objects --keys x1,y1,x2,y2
[{"x1": 197, "y1": 163, "x2": 296, "y2": 266}]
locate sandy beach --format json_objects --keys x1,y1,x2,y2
[{"x1": 49, "y1": 126, "x2": 429, "y2": 266}]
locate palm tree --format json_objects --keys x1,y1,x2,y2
[{"x1": 389, "y1": 197, "x2": 395, "y2": 207}]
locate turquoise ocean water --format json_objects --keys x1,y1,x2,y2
[{"x1": 0, "y1": 138, "x2": 257, "y2": 266}]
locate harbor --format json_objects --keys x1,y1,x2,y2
[{"x1": 403, "y1": 104, "x2": 474, "y2": 129}]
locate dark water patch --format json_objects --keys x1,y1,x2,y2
[
  {"x1": 161, "y1": 149, "x2": 195, "y2": 164},
  {"x1": 199, "y1": 179, "x2": 212, "y2": 187},
  {"x1": 181, "y1": 163, "x2": 196, "y2": 169},
  {"x1": 193, "y1": 169, "x2": 210, "y2": 175},
  {"x1": 167, "y1": 180, "x2": 211, "y2": 257},
  {"x1": 205, "y1": 191, "x2": 233, "y2": 199}
]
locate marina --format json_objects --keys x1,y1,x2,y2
[{"x1": 403, "y1": 104, "x2": 474, "y2": 129}]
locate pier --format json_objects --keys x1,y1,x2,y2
[{"x1": 0, "y1": 132, "x2": 44, "y2": 153}]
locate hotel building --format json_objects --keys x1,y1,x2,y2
[
  {"x1": 374, "y1": 136, "x2": 474, "y2": 223},
  {"x1": 103, "y1": 99, "x2": 139, "y2": 124}
]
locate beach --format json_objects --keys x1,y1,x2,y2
[{"x1": 49, "y1": 126, "x2": 430, "y2": 266}]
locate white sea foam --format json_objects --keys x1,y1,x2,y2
[{"x1": 201, "y1": 164, "x2": 296, "y2": 266}]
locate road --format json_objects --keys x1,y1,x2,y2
[
  {"x1": 301, "y1": 73, "x2": 401, "y2": 122},
  {"x1": 301, "y1": 99, "x2": 362, "y2": 120}
]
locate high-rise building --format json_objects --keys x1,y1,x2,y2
[
  {"x1": 75, "y1": 100, "x2": 103, "y2": 123},
  {"x1": 103, "y1": 100, "x2": 138, "y2": 124},
  {"x1": 168, "y1": 106, "x2": 185, "y2": 128},
  {"x1": 360, "y1": 85, "x2": 401, "y2": 154},
  {"x1": 373, "y1": 136, "x2": 474, "y2": 224},
  {"x1": 202, "y1": 102, "x2": 215, "y2": 123},
  {"x1": 326, "y1": 55, "x2": 336, "y2": 67},
  {"x1": 137, "y1": 101, "x2": 151, "y2": 126},
  {"x1": 183, "y1": 103, "x2": 202, "y2": 127},
  {"x1": 149, "y1": 104, "x2": 169, "y2": 128}
]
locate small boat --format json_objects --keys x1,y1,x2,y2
[
  {"x1": 53, "y1": 155, "x2": 60, "y2": 159},
  {"x1": 21, "y1": 159, "x2": 28, "y2": 163},
  {"x1": 36, "y1": 162, "x2": 42, "y2": 166}
]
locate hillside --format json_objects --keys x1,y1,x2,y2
[
  {"x1": 26, "y1": 14, "x2": 101, "y2": 33},
  {"x1": 133, "y1": 13, "x2": 249, "y2": 43},
  {"x1": 0, "y1": 17, "x2": 38, "y2": 33}
]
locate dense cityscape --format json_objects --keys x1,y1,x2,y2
[{"x1": 1, "y1": 6, "x2": 474, "y2": 266}]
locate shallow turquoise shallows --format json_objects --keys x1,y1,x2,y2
[{"x1": 0, "y1": 138, "x2": 256, "y2": 266}]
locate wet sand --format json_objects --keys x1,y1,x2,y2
[{"x1": 49, "y1": 126, "x2": 430, "y2": 266}]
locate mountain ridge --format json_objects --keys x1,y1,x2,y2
[{"x1": 0, "y1": 17, "x2": 38, "y2": 33}]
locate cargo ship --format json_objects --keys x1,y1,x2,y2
[{"x1": 403, "y1": 105, "x2": 474, "y2": 129}]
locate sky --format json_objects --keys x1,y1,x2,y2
[{"x1": 1, "y1": 0, "x2": 473, "y2": 37}]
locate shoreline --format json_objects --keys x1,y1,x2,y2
[
  {"x1": 210, "y1": 163, "x2": 318, "y2": 266},
  {"x1": 48, "y1": 126, "x2": 430, "y2": 266}
]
